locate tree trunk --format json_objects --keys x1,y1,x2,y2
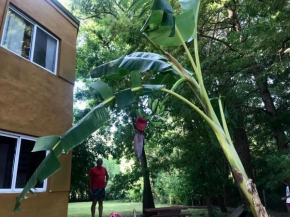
[
  {"x1": 206, "y1": 196, "x2": 213, "y2": 217},
  {"x1": 233, "y1": 115, "x2": 254, "y2": 179},
  {"x1": 223, "y1": 182, "x2": 234, "y2": 207},
  {"x1": 140, "y1": 147, "x2": 155, "y2": 215},
  {"x1": 222, "y1": 5, "x2": 269, "y2": 215},
  {"x1": 252, "y1": 67, "x2": 288, "y2": 150},
  {"x1": 217, "y1": 194, "x2": 228, "y2": 213}
]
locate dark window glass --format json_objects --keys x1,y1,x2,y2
[
  {"x1": 2, "y1": 9, "x2": 33, "y2": 59},
  {"x1": 15, "y1": 139, "x2": 46, "y2": 188},
  {"x1": 33, "y1": 28, "x2": 57, "y2": 72},
  {"x1": 0, "y1": 136, "x2": 17, "y2": 189}
]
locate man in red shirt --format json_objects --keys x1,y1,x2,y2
[{"x1": 89, "y1": 158, "x2": 109, "y2": 217}]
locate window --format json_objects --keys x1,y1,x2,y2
[
  {"x1": 1, "y1": 6, "x2": 59, "y2": 74},
  {"x1": 0, "y1": 131, "x2": 47, "y2": 193}
]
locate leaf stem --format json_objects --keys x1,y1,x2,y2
[
  {"x1": 160, "y1": 87, "x2": 220, "y2": 132},
  {"x1": 161, "y1": 78, "x2": 187, "y2": 104},
  {"x1": 175, "y1": 26, "x2": 221, "y2": 127},
  {"x1": 218, "y1": 98, "x2": 233, "y2": 145},
  {"x1": 160, "y1": 87, "x2": 247, "y2": 177},
  {"x1": 175, "y1": 27, "x2": 199, "y2": 77},
  {"x1": 172, "y1": 64, "x2": 186, "y2": 78}
]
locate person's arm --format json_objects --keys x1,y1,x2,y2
[
  {"x1": 281, "y1": 187, "x2": 290, "y2": 200},
  {"x1": 281, "y1": 196, "x2": 290, "y2": 200},
  {"x1": 105, "y1": 169, "x2": 109, "y2": 187},
  {"x1": 89, "y1": 176, "x2": 92, "y2": 194}
]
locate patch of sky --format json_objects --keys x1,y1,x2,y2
[
  {"x1": 74, "y1": 80, "x2": 87, "y2": 110},
  {"x1": 58, "y1": 0, "x2": 71, "y2": 8}
]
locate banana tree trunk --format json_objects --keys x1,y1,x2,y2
[
  {"x1": 218, "y1": 134, "x2": 267, "y2": 217},
  {"x1": 160, "y1": 88, "x2": 268, "y2": 217}
]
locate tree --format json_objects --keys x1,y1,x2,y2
[{"x1": 196, "y1": 0, "x2": 290, "y2": 151}]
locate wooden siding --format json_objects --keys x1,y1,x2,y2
[
  {"x1": 0, "y1": 47, "x2": 74, "y2": 136},
  {"x1": 1, "y1": 0, "x2": 78, "y2": 83},
  {"x1": 0, "y1": 0, "x2": 78, "y2": 216},
  {"x1": 0, "y1": 192, "x2": 69, "y2": 217}
]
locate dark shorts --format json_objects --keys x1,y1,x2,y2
[
  {"x1": 91, "y1": 188, "x2": 105, "y2": 201},
  {"x1": 287, "y1": 203, "x2": 290, "y2": 208}
]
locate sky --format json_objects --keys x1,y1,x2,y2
[{"x1": 58, "y1": 0, "x2": 71, "y2": 8}]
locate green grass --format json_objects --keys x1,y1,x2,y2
[{"x1": 68, "y1": 201, "x2": 207, "y2": 217}]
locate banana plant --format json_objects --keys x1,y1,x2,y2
[{"x1": 15, "y1": 0, "x2": 268, "y2": 216}]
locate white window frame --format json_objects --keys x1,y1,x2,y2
[
  {"x1": 0, "y1": 6, "x2": 59, "y2": 75},
  {"x1": 0, "y1": 130, "x2": 48, "y2": 193}
]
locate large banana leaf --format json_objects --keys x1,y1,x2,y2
[
  {"x1": 129, "y1": 0, "x2": 154, "y2": 18},
  {"x1": 128, "y1": 52, "x2": 167, "y2": 60},
  {"x1": 32, "y1": 136, "x2": 60, "y2": 152},
  {"x1": 14, "y1": 103, "x2": 110, "y2": 211},
  {"x1": 150, "y1": 72, "x2": 176, "y2": 85},
  {"x1": 14, "y1": 151, "x2": 61, "y2": 211},
  {"x1": 115, "y1": 89, "x2": 136, "y2": 109},
  {"x1": 61, "y1": 104, "x2": 109, "y2": 152},
  {"x1": 90, "y1": 80, "x2": 114, "y2": 100},
  {"x1": 142, "y1": 0, "x2": 200, "y2": 47},
  {"x1": 90, "y1": 52, "x2": 172, "y2": 79},
  {"x1": 14, "y1": 81, "x2": 163, "y2": 211},
  {"x1": 131, "y1": 71, "x2": 142, "y2": 88}
]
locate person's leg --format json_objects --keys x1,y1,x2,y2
[
  {"x1": 98, "y1": 199, "x2": 103, "y2": 217},
  {"x1": 91, "y1": 199, "x2": 97, "y2": 217},
  {"x1": 287, "y1": 204, "x2": 290, "y2": 217}
]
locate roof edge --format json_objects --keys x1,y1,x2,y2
[{"x1": 51, "y1": 0, "x2": 80, "y2": 26}]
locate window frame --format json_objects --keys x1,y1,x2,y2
[
  {"x1": 0, "y1": 6, "x2": 59, "y2": 75},
  {"x1": 0, "y1": 130, "x2": 48, "y2": 193}
]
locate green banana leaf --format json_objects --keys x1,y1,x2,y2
[
  {"x1": 61, "y1": 104, "x2": 109, "y2": 152},
  {"x1": 150, "y1": 72, "x2": 177, "y2": 85},
  {"x1": 128, "y1": 52, "x2": 167, "y2": 60},
  {"x1": 15, "y1": 81, "x2": 160, "y2": 210},
  {"x1": 142, "y1": 0, "x2": 200, "y2": 47},
  {"x1": 14, "y1": 151, "x2": 61, "y2": 211},
  {"x1": 90, "y1": 80, "x2": 114, "y2": 100},
  {"x1": 129, "y1": 0, "x2": 154, "y2": 18},
  {"x1": 90, "y1": 52, "x2": 172, "y2": 79},
  {"x1": 32, "y1": 136, "x2": 60, "y2": 152},
  {"x1": 131, "y1": 71, "x2": 142, "y2": 88},
  {"x1": 14, "y1": 103, "x2": 112, "y2": 211},
  {"x1": 115, "y1": 89, "x2": 136, "y2": 109}
]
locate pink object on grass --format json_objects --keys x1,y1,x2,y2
[{"x1": 110, "y1": 213, "x2": 122, "y2": 217}]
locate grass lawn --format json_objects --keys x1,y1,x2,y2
[{"x1": 68, "y1": 201, "x2": 207, "y2": 217}]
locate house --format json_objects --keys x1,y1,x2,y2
[{"x1": 0, "y1": 0, "x2": 79, "y2": 216}]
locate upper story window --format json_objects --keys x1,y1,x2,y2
[
  {"x1": 1, "y1": 6, "x2": 59, "y2": 74},
  {"x1": 0, "y1": 131, "x2": 47, "y2": 193}
]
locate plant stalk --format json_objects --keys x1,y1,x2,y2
[
  {"x1": 175, "y1": 27, "x2": 221, "y2": 128},
  {"x1": 160, "y1": 87, "x2": 266, "y2": 217}
]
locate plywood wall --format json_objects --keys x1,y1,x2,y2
[{"x1": 0, "y1": 0, "x2": 79, "y2": 216}]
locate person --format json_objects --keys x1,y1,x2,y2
[
  {"x1": 281, "y1": 179, "x2": 290, "y2": 217},
  {"x1": 89, "y1": 158, "x2": 109, "y2": 217}
]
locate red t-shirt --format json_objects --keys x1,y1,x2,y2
[{"x1": 89, "y1": 166, "x2": 108, "y2": 189}]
